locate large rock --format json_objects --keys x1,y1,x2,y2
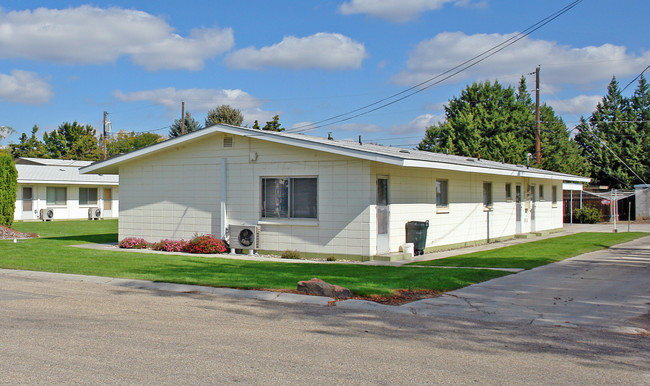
[{"x1": 297, "y1": 278, "x2": 353, "y2": 299}]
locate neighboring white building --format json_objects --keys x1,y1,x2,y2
[
  {"x1": 14, "y1": 158, "x2": 119, "y2": 221},
  {"x1": 635, "y1": 184, "x2": 650, "y2": 220},
  {"x1": 82, "y1": 125, "x2": 589, "y2": 261}
]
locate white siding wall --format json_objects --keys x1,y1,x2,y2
[
  {"x1": 369, "y1": 164, "x2": 564, "y2": 253},
  {"x1": 118, "y1": 134, "x2": 373, "y2": 256},
  {"x1": 14, "y1": 184, "x2": 119, "y2": 220},
  {"x1": 117, "y1": 132, "x2": 564, "y2": 258}
]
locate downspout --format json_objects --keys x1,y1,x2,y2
[{"x1": 220, "y1": 158, "x2": 227, "y2": 240}]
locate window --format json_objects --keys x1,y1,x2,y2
[
  {"x1": 505, "y1": 183, "x2": 512, "y2": 201},
  {"x1": 539, "y1": 185, "x2": 545, "y2": 201},
  {"x1": 436, "y1": 179, "x2": 448, "y2": 208},
  {"x1": 79, "y1": 187, "x2": 98, "y2": 205},
  {"x1": 46, "y1": 187, "x2": 66, "y2": 206},
  {"x1": 262, "y1": 177, "x2": 317, "y2": 219},
  {"x1": 483, "y1": 182, "x2": 493, "y2": 208},
  {"x1": 552, "y1": 186, "x2": 558, "y2": 206}
]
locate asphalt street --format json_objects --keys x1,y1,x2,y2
[{"x1": 0, "y1": 230, "x2": 649, "y2": 384}]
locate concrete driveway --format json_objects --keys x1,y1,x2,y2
[{"x1": 338, "y1": 233, "x2": 650, "y2": 333}]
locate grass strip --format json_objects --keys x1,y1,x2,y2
[
  {"x1": 410, "y1": 232, "x2": 647, "y2": 270},
  {"x1": 3, "y1": 220, "x2": 508, "y2": 296}
]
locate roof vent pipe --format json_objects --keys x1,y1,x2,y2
[
  {"x1": 526, "y1": 153, "x2": 532, "y2": 169},
  {"x1": 328, "y1": 132, "x2": 333, "y2": 140},
  {"x1": 358, "y1": 135, "x2": 362, "y2": 145}
]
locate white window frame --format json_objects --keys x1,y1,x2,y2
[
  {"x1": 261, "y1": 177, "x2": 318, "y2": 220},
  {"x1": 79, "y1": 187, "x2": 98, "y2": 206},
  {"x1": 436, "y1": 179, "x2": 449, "y2": 212},
  {"x1": 483, "y1": 182, "x2": 493, "y2": 209},
  {"x1": 46, "y1": 186, "x2": 67, "y2": 206}
]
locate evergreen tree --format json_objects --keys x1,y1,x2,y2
[
  {"x1": 261, "y1": 115, "x2": 285, "y2": 132},
  {"x1": 169, "y1": 112, "x2": 202, "y2": 138},
  {"x1": 418, "y1": 78, "x2": 585, "y2": 174},
  {"x1": 10, "y1": 125, "x2": 46, "y2": 158},
  {"x1": 205, "y1": 105, "x2": 244, "y2": 127},
  {"x1": 42, "y1": 121, "x2": 101, "y2": 161},
  {"x1": 575, "y1": 76, "x2": 647, "y2": 188},
  {"x1": 0, "y1": 152, "x2": 17, "y2": 227}
]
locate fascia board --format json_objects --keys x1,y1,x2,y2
[
  {"x1": 17, "y1": 179, "x2": 119, "y2": 186},
  {"x1": 402, "y1": 159, "x2": 591, "y2": 182}
]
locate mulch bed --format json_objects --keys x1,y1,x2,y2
[
  {"x1": 261, "y1": 288, "x2": 443, "y2": 306},
  {"x1": 0, "y1": 225, "x2": 38, "y2": 240}
]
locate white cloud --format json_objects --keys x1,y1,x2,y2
[
  {"x1": 339, "y1": 0, "x2": 455, "y2": 22},
  {"x1": 113, "y1": 87, "x2": 272, "y2": 126},
  {"x1": 393, "y1": 32, "x2": 650, "y2": 91},
  {"x1": 225, "y1": 33, "x2": 367, "y2": 70},
  {"x1": 546, "y1": 95, "x2": 601, "y2": 115},
  {"x1": 0, "y1": 6, "x2": 233, "y2": 71},
  {"x1": 390, "y1": 113, "x2": 444, "y2": 134},
  {"x1": 0, "y1": 70, "x2": 53, "y2": 104}
]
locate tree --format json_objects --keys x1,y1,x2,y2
[
  {"x1": 0, "y1": 152, "x2": 17, "y2": 227},
  {"x1": 42, "y1": 121, "x2": 101, "y2": 161},
  {"x1": 261, "y1": 115, "x2": 285, "y2": 132},
  {"x1": 418, "y1": 78, "x2": 587, "y2": 175},
  {"x1": 169, "y1": 112, "x2": 202, "y2": 138},
  {"x1": 575, "y1": 76, "x2": 648, "y2": 188},
  {"x1": 0, "y1": 126, "x2": 15, "y2": 148},
  {"x1": 10, "y1": 125, "x2": 46, "y2": 158},
  {"x1": 205, "y1": 105, "x2": 244, "y2": 127},
  {"x1": 107, "y1": 130, "x2": 165, "y2": 156}
]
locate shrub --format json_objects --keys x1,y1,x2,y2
[
  {"x1": 326, "y1": 256, "x2": 337, "y2": 261},
  {"x1": 119, "y1": 237, "x2": 150, "y2": 249},
  {"x1": 184, "y1": 234, "x2": 227, "y2": 254},
  {"x1": 574, "y1": 206, "x2": 602, "y2": 224},
  {"x1": 281, "y1": 250, "x2": 301, "y2": 259},
  {"x1": 151, "y1": 239, "x2": 188, "y2": 252},
  {"x1": 0, "y1": 153, "x2": 17, "y2": 227}
]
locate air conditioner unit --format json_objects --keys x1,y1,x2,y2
[
  {"x1": 228, "y1": 224, "x2": 260, "y2": 250},
  {"x1": 39, "y1": 208, "x2": 54, "y2": 221},
  {"x1": 88, "y1": 207, "x2": 102, "y2": 220}
]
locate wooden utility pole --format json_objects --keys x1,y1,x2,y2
[
  {"x1": 181, "y1": 101, "x2": 185, "y2": 136},
  {"x1": 535, "y1": 65, "x2": 541, "y2": 165},
  {"x1": 103, "y1": 111, "x2": 107, "y2": 160}
]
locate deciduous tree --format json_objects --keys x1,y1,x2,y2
[{"x1": 205, "y1": 105, "x2": 244, "y2": 127}]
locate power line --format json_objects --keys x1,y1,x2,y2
[
  {"x1": 621, "y1": 64, "x2": 650, "y2": 93},
  {"x1": 286, "y1": 0, "x2": 584, "y2": 134}
]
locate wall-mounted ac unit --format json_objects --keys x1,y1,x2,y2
[
  {"x1": 88, "y1": 207, "x2": 102, "y2": 220},
  {"x1": 39, "y1": 208, "x2": 54, "y2": 221},
  {"x1": 228, "y1": 224, "x2": 260, "y2": 250}
]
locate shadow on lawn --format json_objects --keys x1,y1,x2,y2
[{"x1": 44, "y1": 233, "x2": 118, "y2": 244}]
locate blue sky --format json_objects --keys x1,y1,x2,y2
[{"x1": 1, "y1": 0, "x2": 649, "y2": 148}]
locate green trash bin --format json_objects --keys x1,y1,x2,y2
[{"x1": 405, "y1": 220, "x2": 429, "y2": 255}]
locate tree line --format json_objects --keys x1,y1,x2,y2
[
  {"x1": 7, "y1": 105, "x2": 286, "y2": 161},
  {"x1": 419, "y1": 75, "x2": 649, "y2": 189}
]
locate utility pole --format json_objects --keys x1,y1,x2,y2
[
  {"x1": 535, "y1": 65, "x2": 541, "y2": 165},
  {"x1": 181, "y1": 101, "x2": 185, "y2": 136},
  {"x1": 103, "y1": 111, "x2": 107, "y2": 161}
]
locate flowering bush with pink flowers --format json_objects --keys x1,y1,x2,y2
[
  {"x1": 184, "y1": 234, "x2": 228, "y2": 254},
  {"x1": 151, "y1": 239, "x2": 189, "y2": 252},
  {"x1": 118, "y1": 237, "x2": 150, "y2": 249}
]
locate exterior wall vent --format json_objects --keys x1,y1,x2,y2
[{"x1": 223, "y1": 137, "x2": 233, "y2": 148}]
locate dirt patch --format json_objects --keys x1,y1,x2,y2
[
  {"x1": 0, "y1": 225, "x2": 38, "y2": 240},
  {"x1": 262, "y1": 288, "x2": 443, "y2": 306}
]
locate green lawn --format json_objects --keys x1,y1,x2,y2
[
  {"x1": 410, "y1": 232, "x2": 647, "y2": 270},
  {"x1": 3, "y1": 220, "x2": 508, "y2": 296}
]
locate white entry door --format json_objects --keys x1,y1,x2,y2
[
  {"x1": 103, "y1": 188, "x2": 113, "y2": 218},
  {"x1": 515, "y1": 184, "x2": 522, "y2": 234},
  {"x1": 529, "y1": 185, "x2": 536, "y2": 232},
  {"x1": 376, "y1": 177, "x2": 389, "y2": 254}
]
